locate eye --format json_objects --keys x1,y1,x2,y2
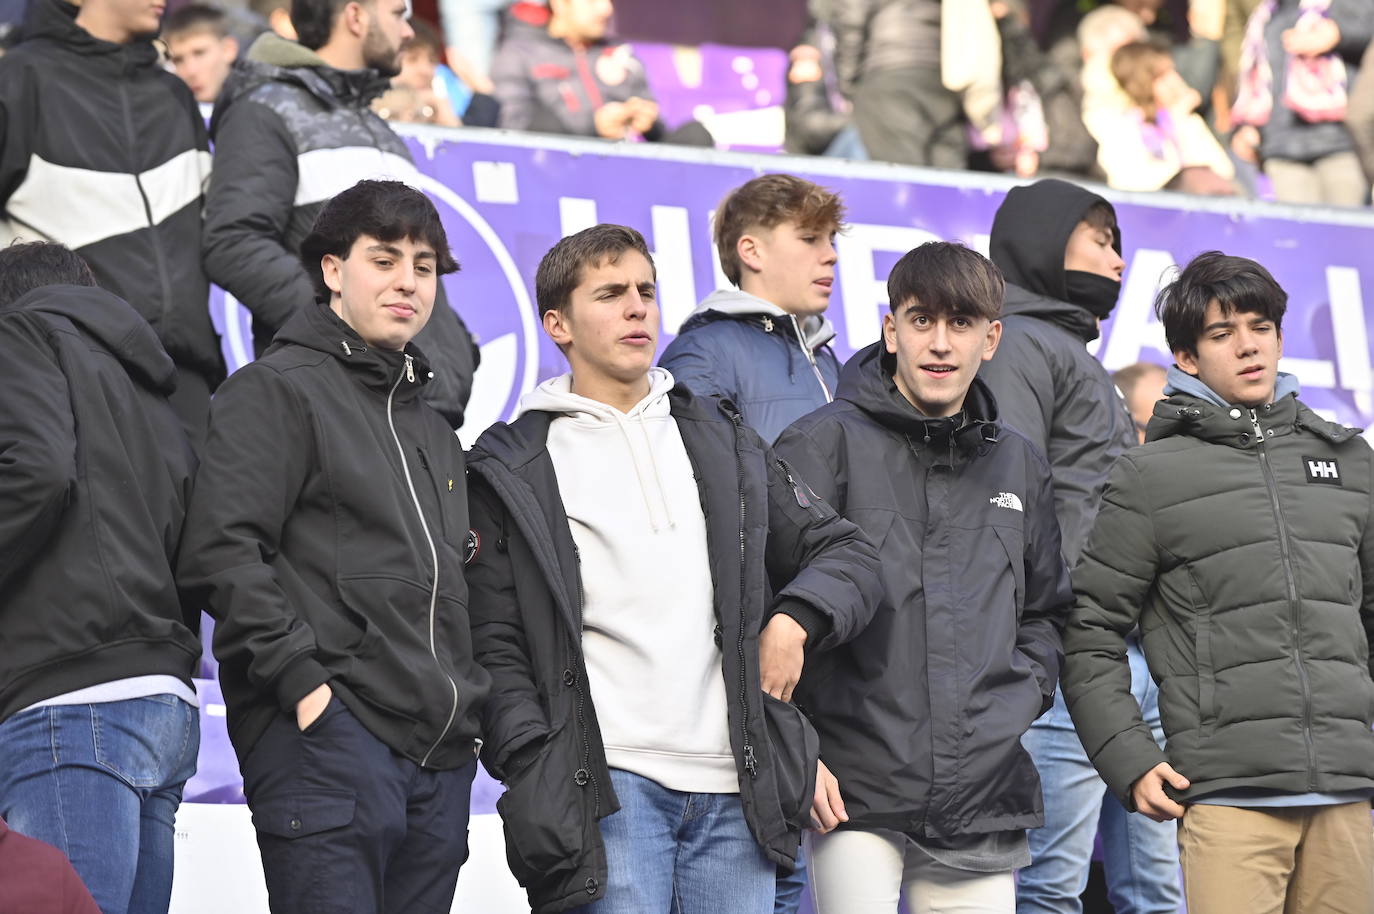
[
  {"x1": 374, "y1": 259, "x2": 392, "y2": 268},
  {"x1": 953, "y1": 317, "x2": 972, "y2": 329}
]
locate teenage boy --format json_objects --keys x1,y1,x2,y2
[
  {"x1": 978, "y1": 179, "x2": 1180, "y2": 914},
  {"x1": 163, "y1": 4, "x2": 241, "y2": 107},
  {"x1": 660, "y1": 173, "x2": 843, "y2": 444},
  {"x1": 178, "y1": 181, "x2": 491, "y2": 914},
  {"x1": 774, "y1": 242, "x2": 1073, "y2": 912},
  {"x1": 1063, "y1": 251, "x2": 1374, "y2": 914},
  {"x1": 465, "y1": 223, "x2": 882, "y2": 914},
  {"x1": 0, "y1": 242, "x2": 201, "y2": 914}
]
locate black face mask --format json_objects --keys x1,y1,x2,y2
[{"x1": 1064, "y1": 270, "x2": 1122, "y2": 320}]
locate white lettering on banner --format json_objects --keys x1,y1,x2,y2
[
  {"x1": 837, "y1": 223, "x2": 941, "y2": 350},
  {"x1": 1099, "y1": 249, "x2": 1174, "y2": 368},
  {"x1": 556, "y1": 198, "x2": 697, "y2": 337},
  {"x1": 1328, "y1": 266, "x2": 1374, "y2": 416}
]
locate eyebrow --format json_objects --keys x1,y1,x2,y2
[
  {"x1": 589, "y1": 281, "x2": 656, "y2": 295},
  {"x1": 364, "y1": 243, "x2": 435, "y2": 261}
]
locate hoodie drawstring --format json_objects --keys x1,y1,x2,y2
[{"x1": 608, "y1": 411, "x2": 676, "y2": 533}]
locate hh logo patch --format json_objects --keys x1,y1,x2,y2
[
  {"x1": 1303, "y1": 457, "x2": 1342, "y2": 485},
  {"x1": 989, "y1": 492, "x2": 1024, "y2": 512}
]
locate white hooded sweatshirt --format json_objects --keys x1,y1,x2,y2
[{"x1": 517, "y1": 368, "x2": 737, "y2": 793}]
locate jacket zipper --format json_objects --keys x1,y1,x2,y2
[
  {"x1": 1250, "y1": 408, "x2": 1317, "y2": 788},
  {"x1": 387, "y1": 353, "x2": 459, "y2": 767},
  {"x1": 118, "y1": 77, "x2": 175, "y2": 335},
  {"x1": 571, "y1": 543, "x2": 601, "y2": 813},
  {"x1": 775, "y1": 458, "x2": 813, "y2": 509},
  {"x1": 725, "y1": 407, "x2": 758, "y2": 777},
  {"x1": 788, "y1": 314, "x2": 833, "y2": 403}
]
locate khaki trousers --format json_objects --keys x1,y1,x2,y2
[{"x1": 1177, "y1": 801, "x2": 1374, "y2": 914}]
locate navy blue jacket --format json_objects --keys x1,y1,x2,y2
[
  {"x1": 775, "y1": 343, "x2": 1073, "y2": 838},
  {"x1": 659, "y1": 291, "x2": 840, "y2": 444}
]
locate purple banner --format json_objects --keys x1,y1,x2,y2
[{"x1": 212, "y1": 128, "x2": 1374, "y2": 447}]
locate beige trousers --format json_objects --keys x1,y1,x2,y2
[{"x1": 1176, "y1": 801, "x2": 1374, "y2": 914}]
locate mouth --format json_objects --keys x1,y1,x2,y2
[
  {"x1": 1238, "y1": 365, "x2": 1265, "y2": 378},
  {"x1": 920, "y1": 364, "x2": 957, "y2": 377},
  {"x1": 384, "y1": 304, "x2": 415, "y2": 318},
  {"x1": 621, "y1": 330, "x2": 653, "y2": 345},
  {"x1": 813, "y1": 277, "x2": 833, "y2": 291}
]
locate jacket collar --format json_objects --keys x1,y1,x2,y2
[
  {"x1": 1146, "y1": 391, "x2": 1362, "y2": 448},
  {"x1": 270, "y1": 302, "x2": 431, "y2": 400},
  {"x1": 21, "y1": 0, "x2": 160, "y2": 69}
]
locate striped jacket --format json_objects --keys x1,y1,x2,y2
[
  {"x1": 202, "y1": 33, "x2": 478, "y2": 428},
  {"x1": 0, "y1": 0, "x2": 225, "y2": 385}
]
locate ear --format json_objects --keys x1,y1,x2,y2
[
  {"x1": 223, "y1": 35, "x2": 240, "y2": 58},
  {"x1": 543, "y1": 307, "x2": 573, "y2": 348},
  {"x1": 341, "y1": 0, "x2": 368, "y2": 39},
  {"x1": 981, "y1": 319, "x2": 1002, "y2": 362},
  {"x1": 736, "y1": 232, "x2": 764, "y2": 275},
  {"x1": 322, "y1": 253, "x2": 344, "y2": 297},
  {"x1": 882, "y1": 311, "x2": 897, "y2": 355},
  {"x1": 1173, "y1": 347, "x2": 1199, "y2": 375}
]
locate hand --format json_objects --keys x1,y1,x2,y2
[
  {"x1": 1231, "y1": 124, "x2": 1261, "y2": 163},
  {"x1": 295, "y1": 682, "x2": 333, "y2": 731},
  {"x1": 811, "y1": 759, "x2": 848, "y2": 832},
  {"x1": 1131, "y1": 761, "x2": 1190, "y2": 822},
  {"x1": 625, "y1": 97, "x2": 659, "y2": 136},
  {"x1": 1282, "y1": 18, "x2": 1340, "y2": 57},
  {"x1": 594, "y1": 101, "x2": 633, "y2": 139},
  {"x1": 759, "y1": 614, "x2": 807, "y2": 702}
]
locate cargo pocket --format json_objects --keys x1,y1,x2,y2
[
  {"x1": 251, "y1": 789, "x2": 356, "y2": 840},
  {"x1": 761, "y1": 694, "x2": 820, "y2": 833}
]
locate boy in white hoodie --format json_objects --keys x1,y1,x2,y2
[
  {"x1": 659, "y1": 173, "x2": 844, "y2": 445},
  {"x1": 465, "y1": 224, "x2": 882, "y2": 914}
]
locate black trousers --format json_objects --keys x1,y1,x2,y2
[{"x1": 240, "y1": 697, "x2": 477, "y2": 914}]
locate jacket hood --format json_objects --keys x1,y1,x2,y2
[
  {"x1": 836, "y1": 342, "x2": 1001, "y2": 453},
  {"x1": 680, "y1": 289, "x2": 838, "y2": 351},
  {"x1": 1001, "y1": 282, "x2": 1101, "y2": 343},
  {"x1": 21, "y1": 0, "x2": 160, "y2": 66},
  {"x1": 3, "y1": 284, "x2": 177, "y2": 393},
  {"x1": 516, "y1": 367, "x2": 677, "y2": 422},
  {"x1": 1162, "y1": 364, "x2": 1301, "y2": 410},
  {"x1": 213, "y1": 32, "x2": 390, "y2": 130},
  {"x1": 990, "y1": 179, "x2": 1120, "y2": 305},
  {"x1": 1146, "y1": 382, "x2": 1360, "y2": 448},
  {"x1": 270, "y1": 301, "x2": 433, "y2": 398}
]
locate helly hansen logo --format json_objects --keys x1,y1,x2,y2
[
  {"x1": 1304, "y1": 457, "x2": 1342, "y2": 485},
  {"x1": 990, "y1": 492, "x2": 1024, "y2": 512}
]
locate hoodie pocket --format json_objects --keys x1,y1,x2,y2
[{"x1": 761, "y1": 694, "x2": 820, "y2": 834}]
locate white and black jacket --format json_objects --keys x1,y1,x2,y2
[
  {"x1": 0, "y1": 0, "x2": 225, "y2": 385},
  {"x1": 202, "y1": 33, "x2": 478, "y2": 428}
]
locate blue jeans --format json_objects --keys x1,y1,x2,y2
[
  {"x1": 1017, "y1": 641, "x2": 1181, "y2": 914},
  {"x1": 774, "y1": 848, "x2": 808, "y2": 913},
  {"x1": 0, "y1": 695, "x2": 200, "y2": 914},
  {"x1": 570, "y1": 768, "x2": 775, "y2": 914}
]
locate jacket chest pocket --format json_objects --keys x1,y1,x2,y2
[
  {"x1": 990, "y1": 525, "x2": 1027, "y2": 615},
  {"x1": 414, "y1": 446, "x2": 459, "y2": 542}
]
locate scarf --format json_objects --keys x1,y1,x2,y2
[{"x1": 1232, "y1": 0, "x2": 1348, "y2": 126}]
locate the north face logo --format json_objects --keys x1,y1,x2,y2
[
  {"x1": 1304, "y1": 457, "x2": 1342, "y2": 486},
  {"x1": 990, "y1": 492, "x2": 1024, "y2": 511}
]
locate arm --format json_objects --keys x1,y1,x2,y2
[
  {"x1": 1017, "y1": 452, "x2": 1073, "y2": 712},
  {"x1": 1360, "y1": 447, "x2": 1374, "y2": 680},
  {"x1": 1331, "y1": 0, "x2": 1374, "y2": 59},
  {"x1": 659, "y1": 328, "x2": 741, "y2": 403},
  {"x1": 828, "y1": 0, "x2": 872, "y2": 99},
  {"x1": 201, "y1": 99, "x2": 316, "y2": 336},
  {"x1": 977, "y1": 329, "x2": 1054, "y2": 459},
  {"x1": 491, "y1": 42, "x2": 535, "y2": 130},
  {"x1": 0, "y1": 315, "x2": 76, "y2": 594},
  {"x1": 466, "y1": 477, "x2": 551, "y2": 779},
  {"x1": 176, "y1": 366, "x2": 326, "y2": 711},
  {"x1": 1061, "y1": 455, "x2": 1169, "y2": 807}
]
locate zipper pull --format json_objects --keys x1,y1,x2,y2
[
  {"x1": 743, "y1": 743, "x2": 758, "y2": 777},
  {"x1": 762, "y1": 317, "x2": 774, "y2": 333},
  {"x1": 1249, "y1": 408, "x2": 1264, "y2": 440},
  {"x1": 340, "y1": 341, "x2": 352, "y2": 356},
  {"x1": 404, "y1": 353, "x2": 416, "y2": 383},
  {"x1": 777, "y1": 460, "x2": 812, "y2": 509}
]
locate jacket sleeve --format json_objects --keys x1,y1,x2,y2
[
  {"x1": 0, "y1": 314, "x2": 77, "y2": 595},
  {"x1": 1018, "y1": 447, "x2": 1073, "y2": 713},
  {"x1": 1332, "y1": 0, "x2": 1374, "y2": 60},
  {"x1": 829, "y1": 0, "x2": 873, "y2": 98},
  {"x1": 176, "y1": 365, "x2": 328, "y2": 711},
  {"x1": 761, "y1": 433, "x2": 881, "y2": 652},
  {"x1": 413, "y1": 284, "x2": 479, "y2": 430},
  {"x1": 491, "y1": 44, "x2": 535, "y2": 130},
  {"x1": 1061, "y1": 454, "x2": 1168, "y2": 807},
  {"x1": 659, "y1": 329, "x2": 740, "y2": 404},
  {"x1": 1360, "y1": 444, "x2": 1374, "y2": 680},
  {"x1": 201, "y1": 98, "x2": 316, "y2": 336},
  {"x1": 977, "y1": 330, "x2": 1054, "y2": 462},
  {"x1": 466, "y1": 476, "x2": 551, "y2": 779}
]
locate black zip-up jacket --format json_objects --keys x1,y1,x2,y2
[
  {"x1": 0, "y1": 285, "x2": 200, "y2": 724},
  {"x1": 466, "y1": 388, "x2": 882, "y2": 913},
  {"x1": 202, "y1": 33, "x2": 478, "y2": 428},
  {"x1": 979, "y1": 179, "x2": 1136, "y2": 566},
  {"x1": 177, "y1": 302, "x2": 491, "y2": 769},
  {"x1": 1064, "y1": 392, "x2": 1374, "y2": 806},
  {"x1": 775, "y1": 344, "x2": 1072, "y2": 838},
  {"x1": 0, "y1": 0, "x2": 225, "y2": 385}
]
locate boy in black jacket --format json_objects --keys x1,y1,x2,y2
[
  {"x1": 466, "y1": 224, "x2": 881, "y2": 914},
  {"x1": 775, "y1": 242, "x2": 1073, "y2": 913},
  {"x1": 178, "y1": 181, "x2": 490, "y2": 914}
]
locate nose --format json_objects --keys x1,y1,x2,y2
[
  {"x1": 822, "y1": 238, "x2": 837, "y2": 265},
  {"x1": 625, "y1": 287, "x2": 649, "y2": 319},
  {"x1": 1108, "y1": 246, "x2": 1125, "y2": 277},
  {"x1": 400, "y1": 18, "x2": 415, "y2": 42},
  {"x1": 395, "y1": 262, "x2": 417, "y2": 293},
  {"x1": 929, "y1": 321, "x2": 953, "y2": 353}
]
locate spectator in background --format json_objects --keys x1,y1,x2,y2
[
  {"x1": 1114, "y1": 361, "x2": 1168, "y2": 444},
  {"x1": 1345, "y1": 39, "x2": 1374, "y2": 182},
  {"x1": 375, "y1": 17, "x2": 463, "y2": 126},
  {"x1": 784, "y1": 11, "x2": 868, "y2": 160},
  {"x1": 1081, "y1": 5, "x2": 1152, "y2": 123},
  {"x1": 164, "y1": 4, "x2": 241, "y2": 106},
  {"x1": 0, "y1": 241, "x2": 201, "y2": 914},
  {"x1": 1089, "y1": 40, "x2": 1236, "y2": 192},
  {"x1": 437, "y1": 0, "x2": 506, "y2": 93},
  {"x1": 202, "y1": 0, "x2": 481, "y2": 429},
  {"x1": 0, "y1": 0, "x2": 226, "y2": 447},
  {"x1": 1230, "y1": 0, "x2": 1374, "y2": 206},
  {"x1": 248, "y1": 0, "x2": 296, "y2": 39}
]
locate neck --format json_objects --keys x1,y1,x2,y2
[
  {"x1": 74, "y1": 7, "x2": 134, "y2": 44},
  {"x1": 315, "y1": 39, "x2": 365, "y2": 70},
  {"x1": 548, "y1": 19, "x2": 589, "y2": 48},
  {"x1": 738, "y1": 279, "x2": 802, "y2": 316},
  {"x1": 569, "y1": 371, "x2": 652, "y2": 414}
]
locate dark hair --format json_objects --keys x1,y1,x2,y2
[
  {"x1": 1154, "y1": 250, "x2": 1287, "y2": 355},
  {"x1": 1111, "y1": 40, "x2": 1171, "y2": 121},
  {"x1": 163, "y1": 3, "x2": 231, "y2": 40},
  {"x1": 1113, "y1": 360, "x2": 1166, "y2": 398},
  {"x1": 886, "y1": 241, "x2": 1004, "y2": 320},
  {"x1": 714, "y1": 174, "x2": 845, "y2": 286},
  {"x1": 406, "y1": 16, "x2": 444, "y2": 59},
  {"x1": 299, "y1": 180, "x2": 458, "y2": 303},
  {"x1": 1080, "y1": 199, "x2": 1121, "y2": 251},
  {"x1": 0, "y1": 241, "x2": 98, "y2": 307},
  {"x1": 291, "y1": 0, "x2": 355, "y2": 50},
  {"x1": 535, "y1": 224, "x2": 656, "y2": 317}
]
